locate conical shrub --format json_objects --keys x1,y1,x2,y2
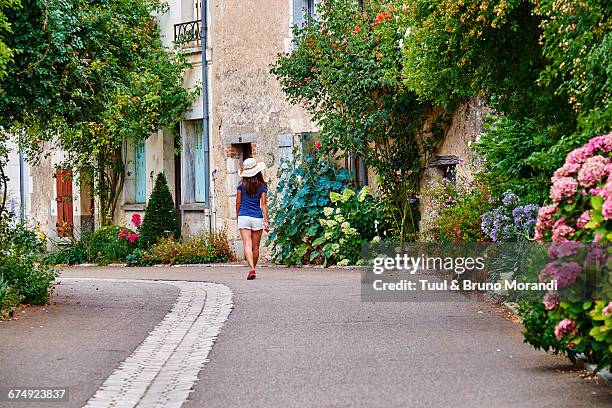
[{"x1": 139, "y1": 173, "x2": 179, "y2": 248}]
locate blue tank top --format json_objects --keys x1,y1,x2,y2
[{"x1": 237, "y1": 182, "x2": 268, "y2": 218}]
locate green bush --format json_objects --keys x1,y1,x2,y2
[
  {"x1": 128, "y1": 231, "x2": 233, "y2": 266},
  {"x1": 45, "y1": 226, "x2": 137, "y2": 266},
  {"x1": 43, "y1": 239, "x2": 88, "y2": 265},
  {"x1": 0, "y1": 277, "x2": 24, "y2": 319},
  {"x1": 86, "y1": 226, "x2": 135, "y2": 264},
  {"x1": 0, "y1": 221, "x2": 56, "y2": 317},
  {"x1": 125, "y1": 248, "x2": 156, "y2": 267},
  {"x1": 517, "y1": 301, "x2": 573, "y2": 360},
  {"x1": 139, "y1": 173, "x2": 179, "y2": 248},
  {"x1": 473, "y1": 116, "x2": 558, "y2": 204},
  {"x1": 310, "y1": 186, "x2": 390, "y2": 266},
  {"x1": 267, "y1": 153, "x2": 352, "y2": 265},
  {"x1": 421, "y1": 177, "x2": 491, "y2": 243}
]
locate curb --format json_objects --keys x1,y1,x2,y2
[
  {"x1": 503, "y1": 301, "x2": 611, "y2": 385},
  {"x1": 575, "y1": 358, "x2": 612, "y2": 384},
  {"x1": 69, "y1": 262, "x2": 369, "y2": 270}
]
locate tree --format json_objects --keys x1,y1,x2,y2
[
  {"x1": 271, "y1": 0, "x2": 449, "y2": 240},
  {"x1": 0, "y1": 0, "x2": 19, "y2": 216},
  {"x1": 0, "y1": 0, "x2": 198, "y2": 224},
  {"x1": 0, "y1": 0, "x2": 18, "y2": 78},
  {"x1": 139, "y1": 173, "x2": 179, "y2": 248}
]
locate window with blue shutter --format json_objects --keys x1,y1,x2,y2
[
  {"x1": 293, "y1": 0, "x2": 305, "y2": 27},
  {"x1": 293, "y1": 0, "x2": 319, "y2": 28},
  {"x1": 135, "y1": 141, "x2": 146, "y2": 203},
  {"x1": 194, "y1": 121, "x2": 206, "y2": 203}
]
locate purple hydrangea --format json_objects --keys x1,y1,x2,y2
[
  {"x1": 481, "y1": 192, "x2": 540, "y2": 242},
  {"x1": 502, "y1": 192, "x2": 520, "y2": 207}
]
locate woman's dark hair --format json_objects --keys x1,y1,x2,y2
[{"x1": 241, "y1": 172, "x2": 266, "y2": 196}]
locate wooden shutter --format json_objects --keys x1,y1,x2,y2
[
  {"x1": 194, "y1": 121, "x2": 206, "y2": 203},
  {"x1": 55, "y1": 168, "x2": 73, "y2": 237},
  {"x1": 135, "y1": 141, "x2": 147, "y2": 203}
]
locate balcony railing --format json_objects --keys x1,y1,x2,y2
[{"x1": 174, "y1": 20, "x2": 202, "y2": 46}]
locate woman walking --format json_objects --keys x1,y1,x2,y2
[{"x1": 236, "y1": 158, "x2": 269, "y2": 280}]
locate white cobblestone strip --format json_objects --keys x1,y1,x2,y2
[{"x1": 62, "y1": 278, "x2": 233, "y2": 408}]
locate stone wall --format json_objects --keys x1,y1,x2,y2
[
  {"x1": 419, "y1": 96, "x2": 492, "y2": 230},
  {"x1": 209, "y1": 0, "x2": 315, "y2": 257}
]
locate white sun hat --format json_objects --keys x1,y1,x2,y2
[{"x1": 239, "y1": 157, "x2": 267, "y2": 178}]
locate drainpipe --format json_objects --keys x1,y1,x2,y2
[
  {"x1": 201, "y1": 0, "x2": 210, "y2": 208},
  {"x1": 18, "y1": 134, "x2": 25, "y2": 222}
]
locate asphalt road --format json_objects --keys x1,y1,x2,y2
[
  {"x1": 1, "y1": 265, "x2": 611, "y2": 408},
  {"x1": 0, "y1": 278, "x2": 179, "y2": 408}
]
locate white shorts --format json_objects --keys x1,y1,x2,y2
[{"x1": 238, "y1": 216, "x2": 264, "y2": 231}]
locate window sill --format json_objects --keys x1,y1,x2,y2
[
  {"x1": 122, "y1": 203, "x2": 146, "y2": 211},
  {"x1": 180, "y1": 203, "x2": 209, "y2": 212}
]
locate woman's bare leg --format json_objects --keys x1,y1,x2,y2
[
  {"x1": 251, "y1": 229, "x2": 263, "y2": 267},
  {"x1": 239, "y1": 228, "x2": 255, "y2": 270}
]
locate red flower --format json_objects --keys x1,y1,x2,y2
[
  {"x1": 352, "y1": 26, "x2": 361, "y2": 34},
  {"x1": 314, "y1": 141, "x2": 322, "y2": 149},
  {"x1": 373, "y1": 11, "x2": 390, "y2": 25},
  {"x1": 131, "y1": 213, "x2": 142, "y2": 228}
]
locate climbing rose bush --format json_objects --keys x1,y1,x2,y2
[{"x1": 526, "y1": 133, "x2": 612, "y2": 371}]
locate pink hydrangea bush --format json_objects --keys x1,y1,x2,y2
[
  {"x1": 535, "y1": 132, "x2": 612, "y2": 243},
  {"x1": 529, "y1": 133, "x2": 612, "y2": 370}
]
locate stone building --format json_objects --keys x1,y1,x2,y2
[{"x1": 8, "y1": 0, "x2": 489, "y2": 255}]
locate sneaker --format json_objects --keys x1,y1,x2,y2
[{"x1": 247, "y1": 269, "x2": 256, "y2": 280}]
